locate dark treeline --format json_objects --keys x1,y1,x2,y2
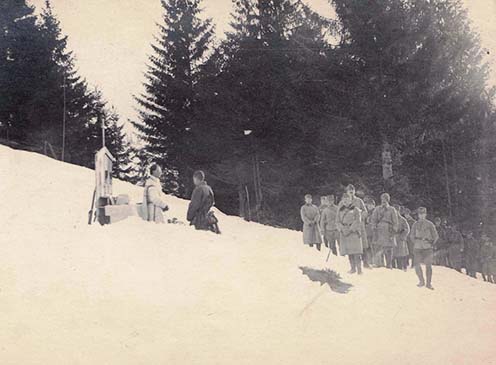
[
  {"x1": 134, "y1": 0, "x2": 496, "y2": 233},
  {"x1": 2, "y1": 0, "x2": 495, "y2": 234},
  {"x1": 0, "y1": 0, "x2": 133, "y2": 178}
]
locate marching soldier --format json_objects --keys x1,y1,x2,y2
[
  {"x1": 370, "y1": 193, "x2": 398, "y2": 269},
  {"x1": 411, "y1": 207, "x2": 439, "y2": 290},
  {"x1": 301, "y1": 194, "x2": 322, "y2": 251},
  {"x1": 320, "y1": 194, "x2": 339, "y2": 255}
]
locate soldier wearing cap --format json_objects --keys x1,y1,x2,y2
[
  {"x1": 301, "y1": 194, "x2": 322, "y2": 251},
  {"x1": 370, "y1": 193, "x2": 398, "y2": 269},
  {"x1": 320, "y1": 194, "x2": 339, "y2": 255},
  {"x1": 433, "y1": 217, "x2": 449, "y2": 267},
  {"x1": 393, "y1": 205, "x2": 411, "y2": 271},
  {"x1": 337, "y1": 185, "x2": 369, "y2": 267},
  {"x1": 411, "y1": 207, "x2": 439, "y2": 290}
]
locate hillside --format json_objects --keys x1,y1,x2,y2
[{"x1": 0, "y1": 145, "x2": 495, "y2": 365}]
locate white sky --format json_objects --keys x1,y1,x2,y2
[{"x1": 29, "y1": 0, "x2": 496, "y2": 133}]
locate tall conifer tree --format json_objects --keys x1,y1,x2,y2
[{"x1": 134, "y1": 0, "x2": 214, "y2": 194}]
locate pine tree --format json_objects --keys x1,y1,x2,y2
[
  {"x1": 104, "y1": 108, "x2": 134, "y2": 181},
  {"x1": 193, "y1": 0, "x2": 335, "y2": 224},
  {"x1": 0, "y1": 0, "x2": 45, "y2": 141},
  {"x1": 35, "y1": 2, "x2": 130, "y2": 169},
  {"x1": 331, "y1": 0, "x2": 493, "y2": 224},
  {"x1": 134, "y1": 0, "x2": 214, "y2": 195}
]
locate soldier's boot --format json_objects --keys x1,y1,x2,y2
[
  {"x1": 316, "y1": 243, "x2": 321, "y2": 251},
  {"x1": 426, "y1": 265, "x2": 434, "y2": 290},
  {"x1": 363, "y1": 252, "x2": 371, "y2": 269},
  {"x1": 324, "y1": 237, "x2": 329, "y2": 248},
  {"x1": 348, "y1": 256, "x2": 356, "y2": 274},
  {"x1": 415, "y1": 265, "x2": 425, "y2": 287},
  {"x1": 331, "y1": 242, "x2": 338, "y2": 256},
  {"x1": 356, "y1": 255, "x2": 363, "y2": 275}
]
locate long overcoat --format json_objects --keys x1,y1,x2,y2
[
  {"x1": 371, "y1": 204, "x2": 399, "y2": 247},
  {"x1": 464, "y1": 238, "x2": 480, "y2": 273},
  {"x1": 337, "y1": 196, "x2": 368, "y2": 249},
  {"x1": 446, "y1": 228, "x2": 464, "y2": 268},
  {"x1": 187, "y1": 181, "x2": 215, "y2": 230},
  {"x1": 301, "y1": 204, "x2": 322, "y2": 245},
  {"x1": 337, "y1": 206, "x2": 363, "y2": 256},
  {"x1": 142, "y1": 176, "x2": 168, "y2": 223},
  {"x1": 481, "y1": 243, "x2": 496, "y2": 275},
  {"x1": 394, "y1": 214, "x2": 411, "y2": 257}
]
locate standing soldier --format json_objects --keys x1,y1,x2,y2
[
  {"x1": 142, "y1": 164, "x2": 169, "y2": 223},
  {"x1": 339, "y1": 185, "x2": 369, "y2": 267},
  {"x1": 337, "y1": 195, "x2": 364, "y2": 274},
  {"x1": 464, "y1": 231, "x2": 478, "y2": 278},
  {"x1": 319, "y1": 195, "x2": 329, "y2": 213},
  {"x1": 393, "y1": 205, "x2": 411, "y2": 271},
  {"x1": 370, "y1": 193, "x2": 398, "y2": 269},
  {"x1": 446, "y1": 224, "x2": 464, "y2": 272},
  {"x1": 319, "y1": 195, "x2": 330, "y2": 247},
  {"x1": 434, "y1": 218, "x2": 449, "y2": 266},
  {"x1": 411, "y1": 207, "x2": 439, "y2": 290},
  {"x1": 301, "y1": 194, "x2": 322, "y2": 251},
  {"x1": 364, "y1": 197, "x2": 376, "y2": 268},
  {"x1": 404, "y1": 208, "x2": 416, "y2": 268},
  {"x1": 320, "y1": 194, "x2": 339, "y2": 256},
  {"x1": 480, "y1": 234, "x2": 496, "y2": 284}
]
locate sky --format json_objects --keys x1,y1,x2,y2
[{"x1": 29, "y1": 0, "x2": 496, "y2": 134}]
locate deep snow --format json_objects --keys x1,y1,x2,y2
[{"x1": 0, "y1": 145, "x2": 495, "y2": 365}]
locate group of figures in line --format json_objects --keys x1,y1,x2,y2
[{"x1": 300, "y1": 185, "x2": 496, "y2": 290}]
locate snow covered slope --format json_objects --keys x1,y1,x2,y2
[{"x1": 0, "y1": 145, "x2": 495, "y2": 365}]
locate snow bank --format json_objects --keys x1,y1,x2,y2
[{"x1": 0, "y1": 145, "x2": 495, "y2": 365}]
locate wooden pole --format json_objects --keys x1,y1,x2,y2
[
  {"x1": 62, "y1": 73, "x2": 66, "y2": 161},
  {"x1": 245, "y1": 185, "x2": 252, "y2": 222},
  {"x1": 101, "y1": 112, "x2": 106, "y2": 147}
]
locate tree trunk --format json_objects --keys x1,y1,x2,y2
[{"x1": 441, "y1": 138, "x2": 453, "y2": 219}]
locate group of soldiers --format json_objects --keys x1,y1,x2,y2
[{"x1": 300, "y1": 184, "x2": 496, "y2": 289}]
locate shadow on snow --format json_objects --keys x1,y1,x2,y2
[{"x1": 299, "y1": 266, "x2": 353, "y2": 294}]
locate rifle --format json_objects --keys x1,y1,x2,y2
[{"x1": 88, "y1": 188, "x2": 97, "y2": 225}]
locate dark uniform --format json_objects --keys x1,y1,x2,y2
[
  {"x1": 446, "y1": 226, "x2": 464, "y2": 272},
  {"x1": 434, "y1": 224, "x2": 449, "y2": 267},
  {"x1": 187, "y1": 181, "x2": 215, "y2": 231},
  {"x1": 464, "y1": 235, "x2": 479, "y2": 278}
]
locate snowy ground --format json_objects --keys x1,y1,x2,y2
[{"x1": 0, "y1": 145, "x2": 495, "y2": 365}]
